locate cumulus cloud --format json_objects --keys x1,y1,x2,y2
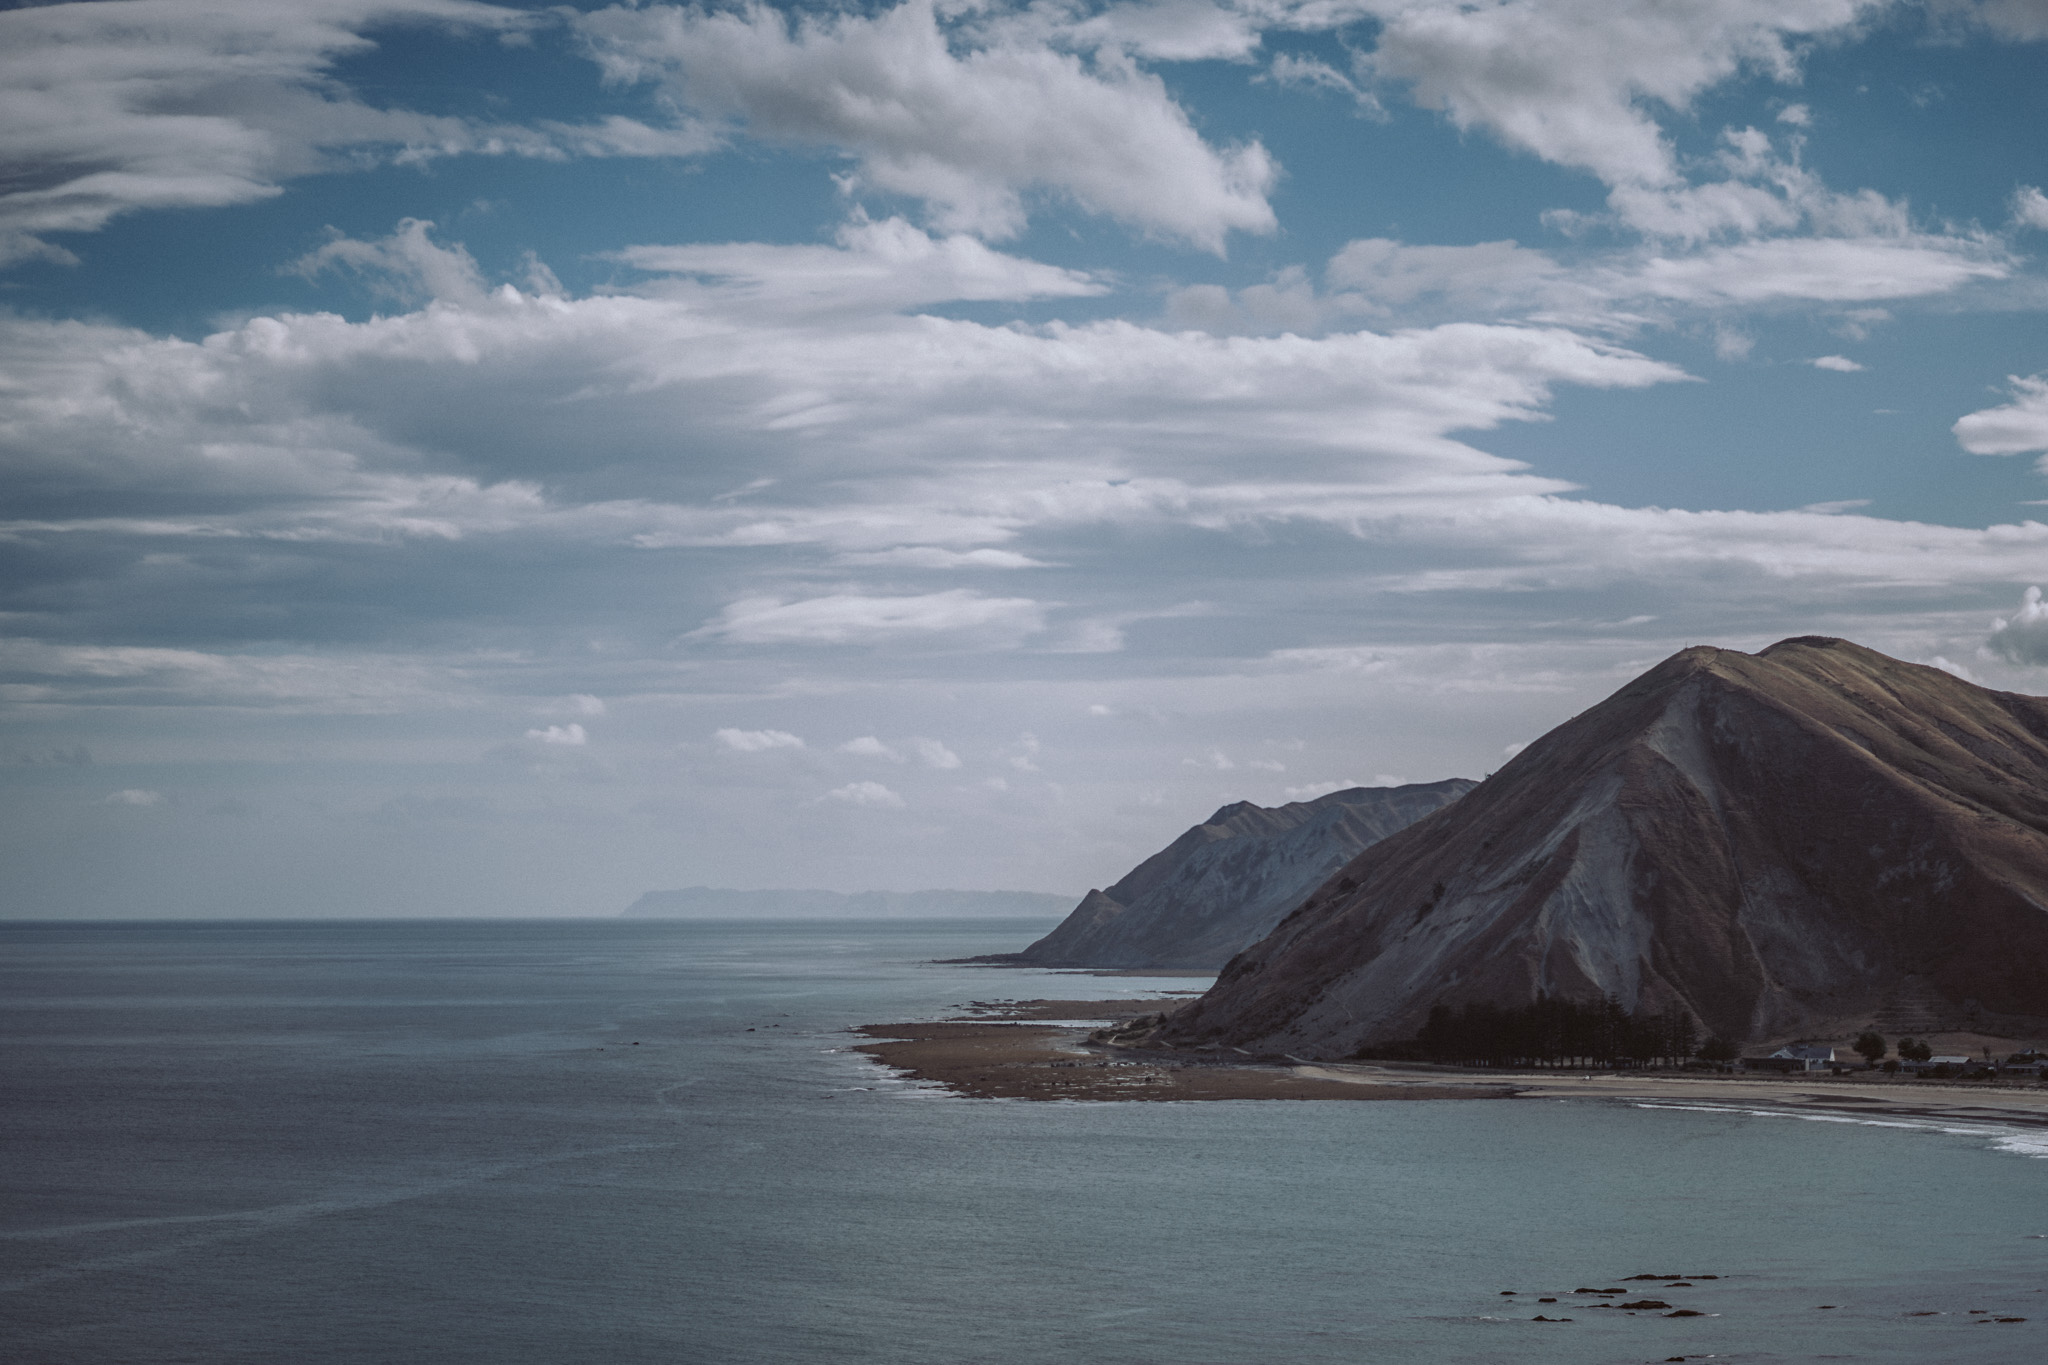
[
  {"x1": 1989, "y1": 586, "x2": 2048, "y2": 664},
  {"x1": 1954, "y1": 375, "x2": 2048, "y2": 456},
  {"x1": 909, "y1": 737, "x2": 961, "y2": 769},
  {"x1": 824, "y1": 779, "x2": 904, "y2": 808},
  {"x1": 572, "y1": 0, "x2": 1276, "y2": 248},
  {"x1": 692, "y1": 591, "x2": 1048, "y2": 647},
  {"x1": 1811, "y1": 355, "x2": 1864, "y2": 372},
  {"x1": 838, "y1": 736, "x2": 903, "y2": 761},
  {"x1": 525, "y1": 723, "x2": 586, "y2": 745},
  {"x1": 2013, "y1": 186, "x2": 2048, "y2": 231},
  {"x1": 292, "y1": 217, "x2": 499, "y2": 308},
  {"x1": 715, "y1": 727, "x2": 805, "y2": 751},
  {"x1": 1361, "y1": 0, "x2": 1873, "y2": 192}
]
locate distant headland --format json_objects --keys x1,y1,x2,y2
[{"x1": 622, "y1": 887, "x2": 1074, "y2": 919}]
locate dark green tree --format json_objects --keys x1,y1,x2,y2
[
  {"x1": 1854, "y1": 1030, "x2": 1886, "y2": 1065},
  {"x1": 1698, "y1": 1035, "x2": 1739, "y2": 1063}
]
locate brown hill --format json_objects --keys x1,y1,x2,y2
[{"x1": 1157, "y1": 638, "x2": 2048, "y2": 1057}]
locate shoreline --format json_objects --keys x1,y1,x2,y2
[{"x1": 853, "y1": 999, "x2": 2048, "y2": 1123}]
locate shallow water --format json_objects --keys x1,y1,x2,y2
[{"x1": 5, "y1": 918, "x2": 2047, "y2": 1363}]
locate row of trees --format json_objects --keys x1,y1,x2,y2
[{"x1": 1381, "y1": 994, "x2": 1736, "y2": 1068}]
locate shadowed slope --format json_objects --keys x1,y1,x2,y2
[
  {"x1": 991, "y1": 780, "x2": 1475, "y2": 970},
  {"x1": 1159, "y1": 638, "x2": 2048, "y2": 1057}
]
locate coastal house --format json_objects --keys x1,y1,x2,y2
[
  {"x1": 1741, "y1": 1045, "x2": 1842, "y2": 1074},
  {"x1": 1900, "y1": 1054, "x2": 1978, "y2": 1076}
]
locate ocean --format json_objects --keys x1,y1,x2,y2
[{"x1": 5, "y1": 917, "x2": 2046, "y2": 1364}]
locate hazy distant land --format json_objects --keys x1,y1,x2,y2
[{"x1": 621, "y1": 887, "x2": 1074, "y2": 919}]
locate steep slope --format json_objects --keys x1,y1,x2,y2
[
  {"x1": 1159, "y1": 638, "x2": 2048, "y2": 1056},
  {"x1": 995, "y1": 780, "x2": 1475, "y2": 969}
]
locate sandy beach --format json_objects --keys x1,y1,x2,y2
[{"x1": 855, "y1": 998, "x2": 2048, "y2": 1125}]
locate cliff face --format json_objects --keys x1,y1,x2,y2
[
  {"x1": 1011, "y1": 780, "x2": 1476, "y2": 969},
  {"x1": 1159, "y1": 638, "x2": 2048, "y2": 1057}
]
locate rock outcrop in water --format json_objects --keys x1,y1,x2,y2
[
  {"x1": 984, "y1": 780, "x2": 1475, "y2": 970},
  {"x1": 1158, "y1": 638, "x2": 2048, "y2": 1057}
]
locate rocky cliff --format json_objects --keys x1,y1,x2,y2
[
  {"x1": 1158, "y1": 638, "x2": 2048, "y2": 1056},
  {"x1": 992, "y1": 780, "x2": 1475, "y2": 969}
]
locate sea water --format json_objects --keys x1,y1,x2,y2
[{"x1": 5, "y1": 918, "x2": 2047, "y2": 1364}]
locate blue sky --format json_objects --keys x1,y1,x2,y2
[{"x1": 4, "y1": 0, "x2": 2048, "y2": 916}]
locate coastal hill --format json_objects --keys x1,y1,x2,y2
[
  {"x1": 976, "y1": 780, "x2": 1475, "y2": 970},
  {"x1": 622, "y1": 888, "x2": 1072, "y2": 918},
  {"x1": 1156, "y1": 638, "x2": 2048, "y2": 1057}
]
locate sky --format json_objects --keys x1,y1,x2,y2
[{"x1": 4, "y1": 0, "x2": 2048, "y2": 918}]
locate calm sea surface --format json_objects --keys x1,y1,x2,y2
[{"x1": 5, "y1": 918, "x2": 2048, "y2": 1364}]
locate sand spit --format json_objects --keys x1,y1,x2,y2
[
  {"x1": 852, "y1": 999, "x2": 1508, "y2": 1102},
  {"x1": 856, "y1": 1000, "x2": 2048, "y2": 1122}
]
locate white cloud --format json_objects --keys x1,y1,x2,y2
[
  {"x1": 910, "y1": 737, "x2": 961, "y2": 769},
  {"x1": 1265, "y1": 52, "x2": 1378, "y2": 111},
  {"x1": 1051, "y1": 0, "x2": 1267, "y2": 63},
  {"x1": 1613, "y1": 235, "x2": 2005, "y2": 305},
  {"x1": 715, "y1": 727, "x2": 805, "y2": 751},
  {"x1": 834, "y1": 546, "x2": 1049, "y2": 569},
  {"x1": 838, "y1": 736, "x2": 903, "y2": 761},
  {"x1": 572, "y1": 0, "x2": 1276, "y2": 249},
  {"x1": 615, "y1": 213, "x2": 1105, "y2": 316},
  {"x1": 1184, "y1": 749, "x2": 1235, "y2": 770},
  {"x1": 1811, "y1": 355, "x2": 1864, "y2": 372},
  {"x1": 292, "y1": 218, "x2": 498, "y2": 308},
  {"x1": 1989, "y1": 586, "x2": 2048, "y2": 665},
  {"x1": 0, "y1": 0, "x2": 569, "y2": 266},
  {"x1": 2013, "y1": 186, "x2": 2048, "y2": 231},
  {"x1": 1954, "y1": 376, "x2": 2048, "y2": 456},
  {"x1": 525, "y1": 723, "x2": 587, "y2": 746},
  {"x1": 1923, "y1": 654, "x2": 1978, "y2": 682},
  {"x1": 1958, "y1": 0, "x2": 2048, "y2": 42},
  {"x1": 1776, "y1": 103, "x2": 1812, "y2": 126},
  {"x1": 693, "y1": 591, "x2": 1048, "y2": 647},
  {"x1": 1360, "y1": 0, "x2": 1873, "y2": 192},
  {"x1": 824, "y1": 779, "x2": 904, "y2": 808},
  {"x1": 1181, "y1": 231, "x2": 2002, "y2": 338},
  {"x1": 0, "y1": 638, "x2": 461, "y2": 711},
  {"x1": 104, "y1": 788, "x2": 165, "y2": 806}
]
